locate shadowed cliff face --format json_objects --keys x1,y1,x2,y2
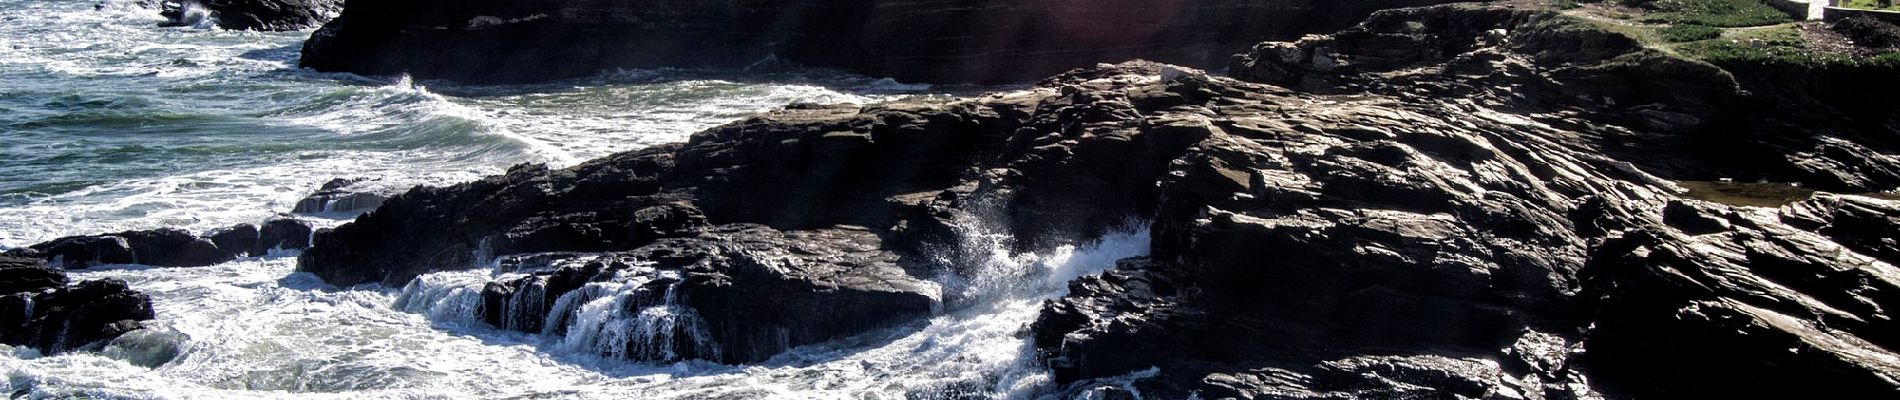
[{"x1": 297, "y1": 0, "x2": 1455, "y2": 84}]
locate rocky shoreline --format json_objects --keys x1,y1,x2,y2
[
  {"x1": 287, "y1": 3, "x2": 1899, "y2": 396},
  {"x1": 6, "y1": 2, "x2": 1899, "y2": 398}
]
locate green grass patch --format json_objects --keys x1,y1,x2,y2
[
  {"x1": 1839, "y1": 0, "x2": 1900, "y2": 11},
  {"x1": 1621, "y1": 0, "x2": 1794, "y2": 27},
  {"x1": 1659, "y1": 24, "x2": 1723, "y2": 41},
  {"x1": 1678, "y1": 25, "x2": 1900, "y2": 68}
]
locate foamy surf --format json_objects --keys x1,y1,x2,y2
[
  {"x1": 2, "y1": 222, "x2": 1150, "y2": 399},
  {"x1": 0, "y1": 0, "x2": 1136, "y2": 397},
  {"x1": 0, "y1": 0, "x2": 924, "y2": 248}
]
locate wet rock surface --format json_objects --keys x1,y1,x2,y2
[
  {"x1": 19, "y1": 228, "x2": 228, "y2": 268},
  {"x1": 7, "y1": 219, "x2": 316, "y2": 268},
  {"x1": 1033, "y1": 5, "x2": 1900, "y2": 398},
  {"x1": 290, "y1": 3, "x2": 1900, "y2": 394},
  {"x1": 0, "y1": 256, "x2": 155, "y2": 355},
  {"x1": 0, "y1": 256, "x2": 65, "y2": 294},
  {"x1": 297, "y1": 0, "x2": 1453, "y2": 84},
  {"x1": 469, "y1": 225, "x2": 938, "y2": 364},
  {"x1": 292, "y1": 178, "x2": 391, "y2": 215},
  {"x1": 161, "y1": 0, "x2": 340, "y2": 31}
]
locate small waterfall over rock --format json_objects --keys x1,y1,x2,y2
[
  {"x1": 498, "y1": 275, "x2": 546, "y2": 332},
  {"x1": 395, "y1": 256, "x2": 720, "y2": 363},
  {"x1": 376, "y1": 219, "x2": 1147, "y2": 396}
]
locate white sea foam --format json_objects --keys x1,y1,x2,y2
[
  {"x1": 0, "y1": 0, "x2": 1149, "y2": 397},
  {"x1": 2, "y1": 222, "x2": 1152, "y2": 399},
  {"x1": 0, "y1": 10, "x2": 904, "y2": 248}
]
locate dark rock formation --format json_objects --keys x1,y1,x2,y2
[
  {"x1": 1030, "y1": 5, "x2": 1900, "y2": 398},
  {"x1": 295, "y1": 3, "x2": 1900, "y2": 394},
  {"x1": 1231, "y1": 5, "x2": 1900, "y2": 193},
  {"x1": 162, "y1": 0, "x2": 340, "y2": 31},
  {"x1": 9, "y1": 218, "x2": 315, "y2": 268},
  {"x1": 23, "y1": 228, "x2": 230, "y2": 268},
  {"x1": 468, "y1": 225, "x2": 937, "y2": 364},
  {"x1": 301, "y1": 87, "x2": 1194, "y2": 287},
  {"x1": 258, "y1": 218, "x2": 313, "y2": 253},
  {"x1": 0, "y1": 256, "x2": 155, "y2": 355},
  {"x1": 0, "y1": 256, "x2": 65, "y2": 295},
  {"x1": 298, "y1": 0, "x2": 1454, "y2": 84},
  {"x1": 292, "y1": 178, "x2": 390, "y2": 215},
  {"x1": 205, "y1": 223, "x2": 261, "y2": 257}
]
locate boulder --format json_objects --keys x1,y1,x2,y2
[{"x1": 161, "y1": 0, "x2": 340, "y2": 31}]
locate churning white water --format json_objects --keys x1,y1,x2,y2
[
  {"x1": 0, "y1": 0, "x2": 926, "y2": 249},
  {"x1": 0, "y1": 0, "x2": 1154, "y2": 397},
  {"x1": 1, "y1": 224, "x2": 1152, "y2": 399}
]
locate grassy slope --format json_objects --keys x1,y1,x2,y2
[
  {"x1": 1840, "y1": 0, "x2": 1900, "y2": 12},
  {"x1": 1552, "y1": 0, "x2": 1900, "y2": 67}
]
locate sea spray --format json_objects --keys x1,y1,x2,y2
[
  {"x1": 396, "y1": 260, "x2": 723, "y2": 363},
  {"x1": 176, "y1": 0, "x2": 216, "y2": 29},
  {"x1": 378, "y1": 219, "x2": 1151, "y2": 398}
]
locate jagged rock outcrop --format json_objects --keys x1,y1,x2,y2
[
  {"x1": 0, "y1": 256, "x2": 155, "y2": 355},
  {"x1": 1030, "y1": 5, "x2": 1900, "y2": 398},
  {"x1": 297, "y1": 0, "x2": 1453, "y2": 84},
  {"x1": 296, "y1": 3, "x2": 1900, "y2": 394},
  {"x1": 1232, "y1": 5, "x2": 1900, "y2": 192},
  {"x1": 300, "y1": 85, "x2": 1193, "y2": 288},
  {"x1": 161, "y1": 0, "x2": 340, "y2": 31}
]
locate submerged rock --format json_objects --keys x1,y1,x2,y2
[
  {"x1": 0, "y1": 256, "x2": 156, "y2": 355},
  {"x1": 297, "y1": 0, "x2": 1456, "y2": 84},
  {"x1": 161, "y1": 0, "x2": 340, "y2": 31}
]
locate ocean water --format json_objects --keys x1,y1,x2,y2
[
  {"x1": 0, "y1": 1, "x2": 1150, "y2": 399},
  {"x1": 0, "y1": 0, "x2": 927, "y2": 248}
]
